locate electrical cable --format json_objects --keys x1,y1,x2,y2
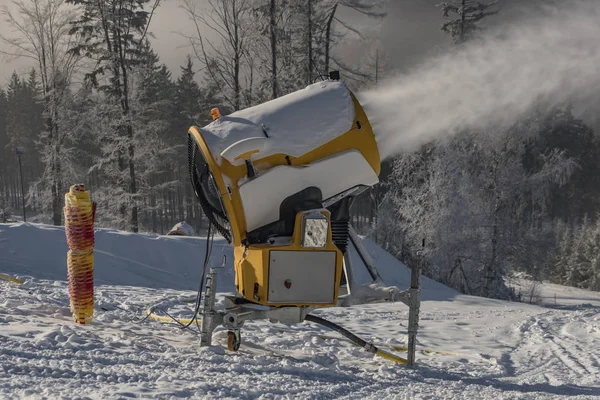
[
  {"x1": 145, "y1": 306, "x2": 201, "y2": 335},
  {"x1": 180, "y1": 221, "x2": 214, "y2": 330},
  {"x1": 128, "y1": 222, "x2": 213, "y2": 332}
]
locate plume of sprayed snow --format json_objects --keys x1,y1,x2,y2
[{"x1": 361, "y1": 2, "x2": 600, "y2": 159}]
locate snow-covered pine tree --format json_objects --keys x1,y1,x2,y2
[
  {"x1": 385, "y1": 114, "x2": 577, "y2": 299},
  {"x1": 552, "y1": 220, "x2": 572, "y2": 284},
  {"x1": 1, "y1": 0, "x2": 81, "y2": 225},
  {"x1": 525, "y1": 106, "x2": 600, "y2": 224},
  {"x1": 131, "y1": 45, "x2": 179, "y2": 233},
  {"x1": 28, "y1": 84, "x2": 90, "y2": 221},
  {"x1": 553, "y1": 215, "x2": 600, "y2": 291},
  {"x1": 24, "y1": 69, "x2": 45, "y2": 174},
  {"x1": 175, "y1": 57, "x2": 204, "y2": 132},
  {"x1": 5, "y1": 74, "x2": 32, "y2": 160},
  {"x1": 174, "y1": 56, "x2": 207, "y2": 231},
  {"x1": 4, "y1": 72, "x2": 45, "y2": 214},
  {"x1": 67, "y1": 0, "x2": 162, "y2": 232},
  {"x1": 0, "y1": 197, "x2": 10, "y2": 222},
  {"x1": 565, "y1": 218, "x2": 591, "y2": 288},
  {"x1": 586, "y1": 219, "x2": 600, "y2": 291},
  {"x1": 0, "y1": 89, "x2": 8, "y2": 208}
]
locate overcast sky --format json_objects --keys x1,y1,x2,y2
[{"x1": 0, "y1": 0, "x2": 539, "y2": 85}]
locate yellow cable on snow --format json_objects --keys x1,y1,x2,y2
[
  {"x1": 301, "y1": 331, "x2": 457, "y2": 358},
  {"x1": 145, "y1": 308, "x2": 202, "y2": 325},
  {"x1": 0, "y1": 273, "x2": 24, "y2": 285},
  {"x1": 375, "y1": 349, "x2": 408, "y2": 365}
]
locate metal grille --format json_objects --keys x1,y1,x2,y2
[
  {"x1": 188, "y1": 134, "x2": 233, "y2": 243},
  {"x1": 331, "y1": 219, "x2": 350, "y2": 254}
]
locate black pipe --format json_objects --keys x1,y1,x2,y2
[{"x1": 304, "y1": 314, "x2": 376, "y2": 354}]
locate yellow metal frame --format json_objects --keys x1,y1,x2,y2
[
  {"x1": 187, "y1": 93, "x2": 380, "y2": 246},
  {"x1": 233, "y1": 210, "x2": 343, "y2": 307}
]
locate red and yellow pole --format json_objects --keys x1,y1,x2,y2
[{"x1": 64, "y1": 184, "x2": 96, "y2": 324}]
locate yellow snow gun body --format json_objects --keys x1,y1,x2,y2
[{"x1": 187, "y1": 77, "x2": 380, "y2": 308}]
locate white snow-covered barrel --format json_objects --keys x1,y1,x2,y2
[{"x1": 190, "y1": 80, "x2": 381, "y2": 239}]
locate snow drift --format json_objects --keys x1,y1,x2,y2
[{"x1": 0, "y1": 222, "x2": 455, "y2": 300}]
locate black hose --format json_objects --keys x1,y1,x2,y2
[
  {"x1": 181, "y1": 221, "x2": 213, "y2": 329},
  {"x1": 304, "y1": 314, "x2": 376, "y2": 354}
]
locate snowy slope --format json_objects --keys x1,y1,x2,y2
[
  {"x1": 0, "y1": 223, "x2": 235, "y2": 291},
  {"x1": 1, "y1": 223, "x2": 599, "y2": 399}
]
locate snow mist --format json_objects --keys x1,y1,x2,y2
[{"x1": 361, "y1": 2, "x2": 600, "y2": 159}]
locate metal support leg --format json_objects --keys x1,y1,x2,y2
[
  {"x1": 407, "y1": 261, "x2": 421, "y2": 366},
  {"x1": 349, "y1": 224, "x2": 381, "y2": 282},
  {"x1": 343, "y1": 251, "x2": 357, "y2": 295},
  {"x1": 200, "y1": 269, "x2": 218, "y2": 347}
]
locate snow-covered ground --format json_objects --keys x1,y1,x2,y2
[{"x1": 1, "y1": 223, "x2": 599, "y2": 399}]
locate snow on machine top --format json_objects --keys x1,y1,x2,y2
[{"x1": 200, "y1": 80, "x2": 355, "y2": 164}]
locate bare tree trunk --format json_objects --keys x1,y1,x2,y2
[
  {"x1": 177, "y1": 168, "x2": 184, "y2": 221},
  {"x1": 375, "y1": 49, "x2": 379, "y2": 84},
  {"x1": 325, "y1": 3, "x2": 338, "y2": 73},
  {"x1": 484, "y1": 199, "x2": 501, "y2": 296},
  {"x1": 233, "y1": 0, "x2": 241, "y2": 110},
  {"x1": 151, "y1": 187, "x2": 157, "y2": 233},
  {"x1": 48, "y1": 115, "x2": 61, "y2": 225},
  {"x1": 460, "y1": 0, "x2": 466, "y2": 42},
  {"x1": 181, "y1": 0, "x2": 251, "y2": 111},
  {"x1": 1, "y1": 0, "x2": 81, "y2": 225},
  {"x1": 54, "y1": 143, "x2": 63, "y2": 225},
  {"x1": 307, "y1": 0, "x2": 313, "y2": 85},
  {"x1": 128, "y1": 133, "x2": 138, "y2": 232},
  {"x1": 118, "y1": 32, "x2": 139, "y2": 233},
  {"x1": 52, "y1": 106, "x2": 63, "y2": 225},
  {"x1": 270, "y1": 0, "x2": 278, "y2": 99}
]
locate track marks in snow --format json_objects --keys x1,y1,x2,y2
[
  {"x1": 504, "y1": 311, "x2": 600, "y2": 389},
  {"x1": 2, "y1": 278, "x2": 600, "y2": 399}
]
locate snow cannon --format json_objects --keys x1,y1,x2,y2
[
  {"x1": 182, "y1": 75, "x2": 420, "y2": 364},
  {"x1": 188, "y1": 78, "x2": 380, "y2": 308}
]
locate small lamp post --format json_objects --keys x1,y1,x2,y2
[{"x1": 15, "y1": 147, "x2": 26, "y2": 222}]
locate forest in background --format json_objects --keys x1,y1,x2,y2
[{"x1": 0, "y1": 0, "x2": 599, "y2": 298}]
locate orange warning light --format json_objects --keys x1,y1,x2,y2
[{"x1": 211, "y1": 108, "x2": 221, "y2": 121}]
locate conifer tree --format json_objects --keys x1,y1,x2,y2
[
  {"x1": 67, "y1": 0, "x2": 162, "y2": 232},
  {"x1": 1, "y1": 0, "x2": 81, "y2": 224},
  {"x1": 0, "y1": 89, "x2": 9, "y2": 207},
  {"x1": 175, "y1": 56, "x2": 203, "y2": 134}
]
